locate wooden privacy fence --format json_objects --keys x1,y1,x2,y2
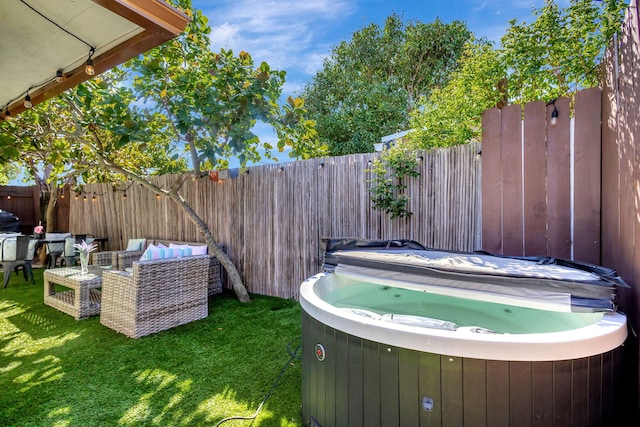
[
  {"x1": 481, "y1": 88, "x2": 603, "y2": 265},
  {"x1": 0, "y1": 185, "x2": 41, "y2": 234},
  {"x1": 70, "y1": 143, "x2": 481, "y2": 299}
]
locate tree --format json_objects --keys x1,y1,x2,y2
[
  {"x1": 501, "y1": 0, "x2": 626, "y2": 104},
  {"x1": 0, "y1": 69, "x2": 186, "y2": 232},
  {"x1": 0, "y1": 0, "x2": 325, "y2": 302},
  {"x1": 0, "y1": 164, "x2": 20, "y2": 186},
  {"x1": 301, "y1": 13, "x2": 471, "y2": 155},
  {"x1": 372, "y1": 0, "x2": 626, "y2": 219},
  {"x1": 408, "y1": 0, "x2": 627, "y2": 151},
  {"x1": 408, "y1": 38, "x2": 505, "y2": 149}
]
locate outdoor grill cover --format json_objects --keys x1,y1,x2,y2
[{"x1": 0, "y1": 210, "x2": 20, "y2": 232}]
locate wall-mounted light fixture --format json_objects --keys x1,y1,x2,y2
[
  {"x1": 550, "y1": 106, "x2": 558, "y2": 126},
  {"x1": 547, "y1": 99, "x2": 559, "y2": 127},
  {"x1": 24, "y1": 94, "x2": 32, "y2": 109}
]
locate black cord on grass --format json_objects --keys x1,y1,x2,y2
[{"x1": 213, "y1": 339, "x2": 302, "y2": 426}]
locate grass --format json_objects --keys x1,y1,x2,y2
[{"x1": 0, "y1": 267, "x2": 303, "y2": 427}]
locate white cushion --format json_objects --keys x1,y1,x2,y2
[{"x1": 189, "y1": 245, "x2": 208, "y2": 255}]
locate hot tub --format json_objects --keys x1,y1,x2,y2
[{"x1": 300, "y1": 239, "x2": 628, "y2": 427}]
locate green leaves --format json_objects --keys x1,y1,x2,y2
[
  {"x1": 302, "y1": 13, "x2": 471, "y2": 156},
  {"x1": 501, "y1": 0, "x2": 625, "y2": 103},
  {"x1": 368, "y1": 148, "x2": 420, "y2": 219}
]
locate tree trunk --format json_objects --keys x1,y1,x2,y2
[
  {"x1": 44, "y1": 186, "x2": 57, "y2": 232},
  {"x1": 95, "y1": 157, "x2": 252, "y2": 303},
  {"x1": 166, "y1": 191, "x2": 251, "y2": 303},
  {"x1": 40, "y1": 186, "x2": 57, "y2": 266}
]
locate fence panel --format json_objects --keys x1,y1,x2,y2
[
  {"x1": 480, "y1": 91, "x2": 600, "y2": 262},
  {"x1": 65, "y1": 143, "x2": 480, "y2": 299}
]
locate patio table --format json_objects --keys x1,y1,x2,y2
[{"x1": 43, "y1": 266, "x2": 103, "y2": 319}]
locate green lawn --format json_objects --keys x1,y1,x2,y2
[{"x1": 0, "y1": 268, "x2": 302, "y2": 427}]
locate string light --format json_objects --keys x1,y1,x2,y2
[
  {"x1": 55, "y1": 69, "x2": 65, "y2": 82},
  {"x1": 85, "y1": 48, "x2": 96, "y2": 75},
  {"x1": 9, "y1": 0, "x2": 97, "y2": 112}
]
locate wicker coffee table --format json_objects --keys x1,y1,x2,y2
[{"x1": 44, "y1": 266, "x2": 103, "y2": 319}]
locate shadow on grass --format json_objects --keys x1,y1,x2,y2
[{"x1": 0, "y1": 268, "x2": 303, "y2": 427}]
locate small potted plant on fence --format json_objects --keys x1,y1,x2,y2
[{"x1": 74, "y1": 240, "x2": 98, "y2": 274}]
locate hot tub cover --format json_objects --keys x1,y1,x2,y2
[{"x1": 320, "y1": 238, "x2": 627, "y2": 313}]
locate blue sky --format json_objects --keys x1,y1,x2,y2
[
  {"x1": 195, "y1": 0, "x2": 559, "y2": 101},
  {"x1": 192, "y1": 0, "x2": 560, "y2": 165}
]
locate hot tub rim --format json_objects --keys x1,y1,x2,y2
[{"x1": 300, "y1": 272, "x2": 628, "y2": 362}]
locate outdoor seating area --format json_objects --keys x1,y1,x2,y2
[
  {"x1": 32, "y1": 234, "x2": 223, "y2": 339},
  {"x1": 91, "y1": 238, "x2": 223, "y2": 296},
  {"x1": 1, "y1": 229, "x2": 224, "y2": 340}
]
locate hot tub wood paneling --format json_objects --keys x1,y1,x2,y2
[{"x1": 302, "y1": 311, "x2": 625, "y2": 427}]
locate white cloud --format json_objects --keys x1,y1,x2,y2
[{"x1": 200, "y1": 0, "x2": 355, "y2": 78}]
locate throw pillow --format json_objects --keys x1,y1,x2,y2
[
  {"x1": 139, "y1": 243, "x2": 162, "y2": 261},
  {"x1": 169, "y1": 243, "x2": 194, "y2": 257},
  {"x1": 189, "y1": 245, "x2": 208, "y2": 255},
  {"x1": 126, "y1": 238, "x2": 146, "y2": 251}
]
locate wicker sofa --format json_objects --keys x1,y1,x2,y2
[
  {"x1": 100, "y1": 255, "x2": 211, "y2": 338},
  {"x1": 91, "y1": 238, "x2": 147, "y2": 270},
  {"x1": 153, "y1": 240, "x2": 223, "y2": 296},
  {"x1": 93, "y1": 239, "x2": 223, "y2": 296}
]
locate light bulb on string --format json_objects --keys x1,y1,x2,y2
[
  {"x1": 85, "y1": 48, "x2": 96, "y2": 75},
  {"x1": 55, "y1": 69, "x2": 65, "y2": 82}
]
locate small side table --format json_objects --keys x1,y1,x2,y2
[{"x1": 44, "y1": 267, "x2": 103, "y2": 319}]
